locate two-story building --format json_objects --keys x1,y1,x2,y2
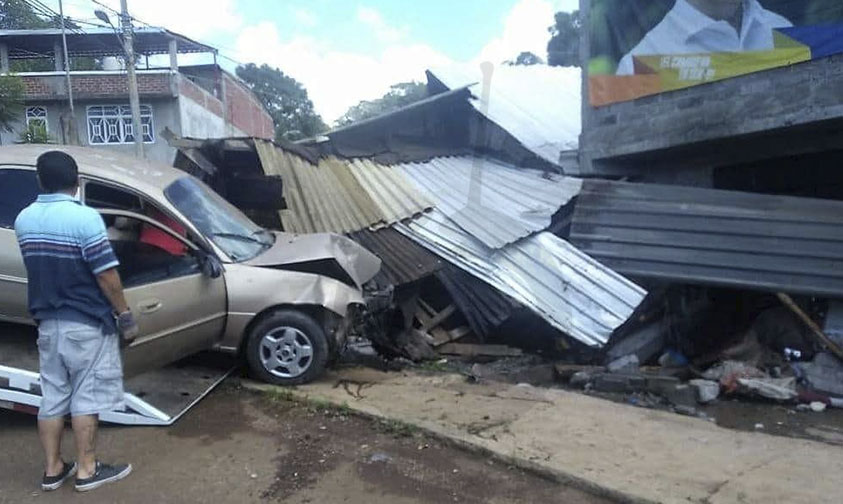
[{"x1": 0, "y1": 27, "x2": 273, "y2": 164}]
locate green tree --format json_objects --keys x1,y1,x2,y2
[
  {"x1": 0, "y1": 74, "x2": 24, "y2": 131},
  {"x1": 336, "y1": 81, "x2": 427, "y2": 127},
  {"x1": 506, "y1": 51, "x2": 545, "y2": 66},
  {"x1": 547, "y1": 10, "x2": 581, "y2": 67},
  {"x1": 235, "y1": 63, "x2": 327, "y2": 141},
  {"x1": 19, "y1": 120, "x2": 51, "y2": 143}
]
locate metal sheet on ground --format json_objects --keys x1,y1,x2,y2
[{"x1": 0, "y1": 322, "x2": 234, "y2": 425}]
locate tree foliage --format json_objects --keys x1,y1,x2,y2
[
  {"x1": 0, "y1": 74, "x2": 24, "y2": 131},
  {"x1": 0, "y1": 0, "x2": 100, "y2": 72},
  {"x1": 235, "y1": 63, "x2": 326, "y2": 141},
  {"x1": 506, "y1": 51, "x2": 545, "y2": 66},
  {"x1": 336, "y1": 81, "x2": 427, "y2": 127},
  {"x1": 547, "y1": 10, "x2": 581, "y2": 67}
]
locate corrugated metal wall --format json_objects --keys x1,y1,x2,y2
[{"x1": 570, "y1": 180, "x2": 843, "y2": 297}]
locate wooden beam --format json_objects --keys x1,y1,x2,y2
[
  {"x1": 421, "y1": 304, "x2": 456, "y2": 332},
  {"x1": 438, "y1": 343, "x2": 522, "y2": 358},
  {"x1": 777, "y1": 292, "x2": 843, "y2": 361}
]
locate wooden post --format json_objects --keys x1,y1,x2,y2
[
  {"x1": 0, "y1": 44, "x2": 9, "y2": 74},
  {"x1": 777, "y1": 293, "x2": 843, "y2": 361}
]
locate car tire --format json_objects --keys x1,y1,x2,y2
[{"x1": 245, "y1": 309, "x2": 329, "y2": 386}]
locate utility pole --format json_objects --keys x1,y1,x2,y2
[
  {"x1": 120, "y1": 0, "x2": 144, "y2": 158},
  {"x1": 57, "y1": 0, "x2": 76, "y2": 144}
]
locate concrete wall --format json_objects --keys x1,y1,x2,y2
[
  {"x1": 1, "y1": 97, "x2": 181, "y2": 165},
  {"x1": 578, "y1": 0, "x2": 843, "y2": 180}
]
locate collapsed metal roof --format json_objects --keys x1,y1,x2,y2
[
  {"x1": 397, "y1": 156, "x2": 582, "y2": 249},
  {"x1": 569, "y1": 180, "x2": 843, "y2": 297},
  {"x1": 427, "y1": 64, "x2": 581, "y2": 166},
  {"x1": 349, "y1": 228, "x2": 442, "y2": 286},
  {"x1": 254, "y1": 139, "x2": 431, "y2": 234},
  {"x1": 396, "y1": 210, "x2": 647, "y2": 347}
]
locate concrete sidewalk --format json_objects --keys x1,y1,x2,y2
[{"x1": 245, "y1": 367, "x2": 843, "y2": 504}]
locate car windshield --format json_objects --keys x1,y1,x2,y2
[{"x1": 164, "y1": 177, "x2": 274, "y2": 262}]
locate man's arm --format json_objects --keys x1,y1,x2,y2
[
  {"x1": 96, "y1": 267, "x2": 139, "y2": 341},
  {"x1": 96, "y1": 268, "x2": 129, "y2": 314}
]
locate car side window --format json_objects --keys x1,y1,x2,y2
[
  {"x1": 0, "y1": 169, "x2": 39, "y2": 229},
  {"x1": 83, "y1": 181, "x2": 200, "y2": 288}
]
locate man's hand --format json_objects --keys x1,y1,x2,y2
[{"x1": 117, "y1": 310, "x2": 139, "y2": 343}]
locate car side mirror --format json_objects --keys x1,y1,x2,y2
[{"x1": 198, "y1": 252, "x2": 223, "y2": 279}]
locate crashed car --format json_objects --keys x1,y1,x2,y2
[{"x1": 0, "y1": 145, "x2": 380, "y2": 385}]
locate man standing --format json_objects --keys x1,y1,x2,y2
[{"x1": 14, "y1": 151, "x2": 139, "y2": 492}]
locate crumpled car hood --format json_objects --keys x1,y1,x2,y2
[{"x1": 244, "y1": 231, "x2": 381, "y2": 288}]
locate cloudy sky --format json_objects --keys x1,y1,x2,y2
[{"x1": 56, "y1": 0, "x2": 577, "y2": 123}]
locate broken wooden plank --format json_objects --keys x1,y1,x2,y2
[
  {"x1": 438, "y1": 343, "x2": 523, "y2": 358},
  {"x1": 421, "y1": 304, "x2": 456, "y2": 332},
  {"x1": 431, "y1": 326, "x2": 471, "y2": 347}
]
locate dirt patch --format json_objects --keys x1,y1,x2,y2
[{"x1": 250, "y1": 387, "x2": 608, "y2": 504}]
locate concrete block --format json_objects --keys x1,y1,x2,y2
[
  {"x1": 799, "y1": 353, "x2": 843, "y2": 397},
  {"x1": 607, "y1": 354, "x2": 639, "y2": 374},
  {"x1": 689, "y1": 379, "x2": 720, "y2": 404},
  {"x1": 606, "y1": 322, "x2": 665, "y2": 364},
  {"x1": 592, "y1": 373, "x2": 646, "y2": 394},
  {"x1": 662, "y1": 384, "x2": 697, "y2": 409}
]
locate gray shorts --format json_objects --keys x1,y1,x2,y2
[{"x1": 37, "y1": 319, "x2": 124, "y2": 419}]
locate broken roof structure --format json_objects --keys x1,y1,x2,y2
[
  {"x1": 426, "y1": 64, "x2": 581, "y2": 166},
  {"x1": 305, "y1": 63, "x2": 579, "y2": 172}
]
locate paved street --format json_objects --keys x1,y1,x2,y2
[{"x1": 0, "y1": 382, "x2": 608, "y2": 504}]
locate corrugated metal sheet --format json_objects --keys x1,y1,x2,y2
[
  {"x1": 349, "y1": 228, "x2": 442, "y2": 286},
  {"x1": 436, "y1": 266, "x2": 516, "y2": 340},
  {"x1": 254, "y1": 139, "x2": 430, "y2": 234},
  {"x1": 428, "y1": 64, "x2": 581, "y2": 165},
  {"x1": 397, "y1": 156, "x2": 582, "y2": 249},
  {"x1": 569, "y1": 180, "x2": 843, "y2": 297},
  {"x1": 396, "y1": 210, "x2": 647, "y2": 347}
]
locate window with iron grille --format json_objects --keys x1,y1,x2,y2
[
  {"x1": 25, "y1": 106, "x2": 48, "y2": 131},
  {"x1": 87, "y1": 104, "x2": 154, "y2": 145}
]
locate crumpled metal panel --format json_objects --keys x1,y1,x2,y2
[
  {"x1": 396, "y1": 210, "x2": 647, "y2": 347},
  {"x1": 569, "y1": 180, "x2": 843, "y2": 297},
  {"x1": 428, "y1": 64, "x2": 581, "y2": 165},
  {"x1": 254, "y1": 140, "x2": 430, "y2": 234},
  {"x1": 397, "y1": 156, "x2": 582, "y2": 249},
  {"x1": 436, "y1": 265, "x2": 516, "y2": 340},
  {"x1": 349, "y1": 228, "x2": 442, "y2": 286}
]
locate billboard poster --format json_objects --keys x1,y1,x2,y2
[{"x1": 588, "y1": 0, "x2": 843, "y2": 106}]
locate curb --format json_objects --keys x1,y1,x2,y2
[{"x1": 238, "y1": 378, "x2": 659, "y2": 504}]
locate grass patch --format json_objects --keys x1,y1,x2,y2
[
  {"x1": 376, "y1": 418, "x2": 420, "y2": 438},
  {"x1": 418, "y1": 359, "x2": 450, "y2": 373},
  {"x1": 263, "y1": 387, "x2": 297, "y2": 404}
]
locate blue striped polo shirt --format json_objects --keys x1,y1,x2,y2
[{"x1": 14, "y1": 193, "x2": 119, "y2": 332}]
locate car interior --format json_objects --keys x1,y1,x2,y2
[{"x1": 84, "y1": 182, "x2": 201, "y2": 288}]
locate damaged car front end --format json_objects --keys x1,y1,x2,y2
[{"x1": 164, "y1": 176, "x2": 382, "y2": 385}]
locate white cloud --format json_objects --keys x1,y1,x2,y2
[
  {"x1": 293, "y1": 8, "x2": 318, "y2": 28},
  {"x1": 234, "y1": 22, "x2": 451, "y2": 123},
  {"x1": 356, "y1": 6, "x2": 409, "y2": 43},
  {"x1": 477, "y1": 0, "x2": 563, "y2": 64},
  {"x1": 58, "y1": 0, "x2": 243, "y2": 40}
]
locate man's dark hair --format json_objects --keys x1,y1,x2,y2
[{"x1": 36, "y1": 151, "x2": 78, "y2": 193}]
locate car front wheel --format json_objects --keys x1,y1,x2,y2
[{"x1": 245, "y1": 309, "x2": 329, "y2": 386}]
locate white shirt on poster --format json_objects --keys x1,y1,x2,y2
[{"x1": 616, "y1": 0, "x2": 792, "y2": 75}]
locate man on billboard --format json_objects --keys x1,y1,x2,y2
[{"x1": 616, "y1": 0, "x2": 792, "y2": 75}]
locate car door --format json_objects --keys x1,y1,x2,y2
[
  {"x1": 82, "y1": 180, "x2": 228, "y2": 377},
  {"x1": 0, "y1": 167, "x2": 40, "y2": 325}
]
